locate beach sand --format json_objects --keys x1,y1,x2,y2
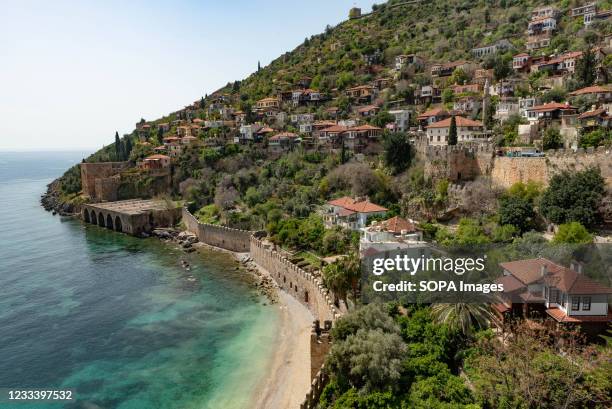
[{"x1": 252, "y1": 290, "x2": 314, "y2": 409}]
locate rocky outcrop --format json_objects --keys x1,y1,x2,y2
[{"x1": 40, "y1": 180, "x2": 76, "y2": 216}]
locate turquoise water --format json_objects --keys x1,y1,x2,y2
[{"x1": 0, "y1": 152, "x2": 279, "y2": 409}]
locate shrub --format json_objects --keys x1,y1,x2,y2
[{"x1": 552, "y1": 222, "x2": 592, "y2": 244}]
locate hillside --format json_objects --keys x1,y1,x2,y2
[{"x1": 49, "y1": 0, "x2": 611, "y2": 232}]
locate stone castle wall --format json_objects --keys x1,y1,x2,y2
[
  {"x1": 80, "y1": 162, "x2": 128, "y2": 200},
  {"x1": 250, "y1": 237, "x2": 339, "y2": 323},
  {"x1": 182, "y1": 209, "x2": 339, "y2": 406},
  {"x1": 416, "y1": 139, "x2": 611, "y2": 190},
  {"x1": 491, "y1": 147, "x2": 612, "y2": 189},
  {"x1": 419, "y1": 142, "x2": 495, "y2": 182},
  {"x1": 182, "y1": 208, "x2": 252, "y2": 252}
]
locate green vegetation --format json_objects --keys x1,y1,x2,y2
[
  {"x1": 321, "y1": 303, "x2": 611, "y2": 409},
  {"x1": 553, "y1": 221, "x2": 593, "y2": 244},
  {"x1": 540, "y1": 167, "x2": 605, "y2": 228}
]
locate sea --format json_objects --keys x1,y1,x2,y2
[{"x1": 0, "y1": 151, "x2": 279, "y2": 409}]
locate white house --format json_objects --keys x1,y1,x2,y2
[
  {"x1": 495, "y1": 258, "x2": 611, "y2": 330},
  {"x1": 495, "y1": 100, "x2": 520, "y2": 122},
  {"x1": 324, "y1": 196, "x2": 387, "y2": 231},
  {"x1": 388, "y1": 109, "x2": 411, "y2": 132},
  {"x1": 426, "y1": 116, "x2": 485, "y2": 145}
]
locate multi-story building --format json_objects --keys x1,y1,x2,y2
[
  {"x1": 426, "y1": 116, "x2": 485, "y2": 145},
  {"x1": 494, "y1": 258, "x2": 612, "y2": 335}
]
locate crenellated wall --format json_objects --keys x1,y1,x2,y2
[
  {"x1": 250, "y1": 237, "x2": 339, "y2": 323},
  {"x1": 491, "y1": 146, "x2": 612, "y2": 189},
  {"x1": 182, "y1": 208, "x2": 252, "y2": 252},
  {"x1": 181, "y1": 209, "x2": 339, "y2": 407}
]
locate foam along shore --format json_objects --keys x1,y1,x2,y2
[
  {"x1": 251, "y1": 290, "x2": 314, "y2": 409},
  {"x1": 188, "y1": 234, "x2": 314, "y2": 408}
]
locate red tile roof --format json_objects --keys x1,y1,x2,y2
[
  {"x1": 269, "y1": 132, "x2": 297, "y2": 141},
  {"x1": 320, "y1": 125, "x2": 349, "y2": 133},
  {"x1": 417, "y1": 108, "x2": 449, "y2": 120},
  {"x1": 337, "y1": 208, "x2": 356, "y2": 217},
  {"x1": 347, "y1": 200, "x2": 388, "y2": 213},
  {"x1": 144, "y1": 154, "x2": 170, "y2": 160},
  {"x1": 348, "y1": 124, "x2": 382, "y2": 132},
  {"x1": 546, "y1": 308, "x2": 612, "y2": 323},
  {"x1": 328, "y1": 196, "x2": 355, "y2": 207},
  {"x1": 578, "y1": 108, "x2": 606, "y2": 119},
  {"x1": 529, "y1": 102, "x2": 576, "y2": 112},
  {"x1": 426, "y1": 116, "x2": 483, "y2": 128},
  {"x1": 357, "y1": 105, "x2": 379, "y2": 113},
  {"x1": 327, "y1": 196, "x2": 388, "y2": 213},
  {"x1": 381, "y1": 216, "x2": 417, "y2": 234},
  {"x1": 500, "y1": 258, "x2": 612, "y2": 294},
  {"x1": 496, "y1": 275, "x2": 525, "y2": 293},
  {"x1": 569, "y1": 85, "x2": 612, "y2": 96}
]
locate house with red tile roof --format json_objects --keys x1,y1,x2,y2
[
  {"x1": 360, "y1": 216, "x2": 425, "y2": 256},
  {"x1": 577, "y1": 107, "x2": 610, "y2": 132},
  {"x1": 268, "y1": 132, "x2": 298, "y2": 153},
  {"x1": 569, "y1": 85, "x2": 612, "y2": 102},
  {"x1": 324, "y1": 196, "x2": 388, "y2": 230},
  {"x1": 417, "y1": 107, "x2": 450, "y2": 129},
  {"x1": 526, "y1": 102, "x2": 576, "y2": 123},
  {"x1": 140, "y1": 154, "x2": 171, "y2": 170},
  {"x1": 345, "y1": 85, "x2": 376, "y2": 103},
  {"x1": 494, "y1": 257, "x2": 612, "y2": 334},
  {"x1": 426, "y1": 116, "x2": 485, "y2": 145}
]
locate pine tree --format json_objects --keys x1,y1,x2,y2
[
  {"x1": 257, "y1": 61, "x2": 261, "y2": 72},
  {"x1": 448, "y1": 116, "x2": 458, "y2": 145}
]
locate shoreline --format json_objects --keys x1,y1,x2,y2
[
  {"x1": 250, "y1": 269, "x2": 314, "y2": 409},
  {"x1": 192, "y1": 239, "x2": 314, "y2": 409}
]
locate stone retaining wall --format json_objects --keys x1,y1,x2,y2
[
  {"x1": 181, "y1": 209, "x2": 339, "y2": 408},
  {"x1": 182, "y1": 208, "x2": 252, "y2": 252},
  {"x1": 300, "y1": 367, "x2": 329, "y2": 409},
  {"x1": 249, "y1": 237, "x2": 339, "y2": 323}
]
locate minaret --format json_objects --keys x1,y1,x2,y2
[{"x1": 482, "y1": 78, "x2": 490, "y2": 132}]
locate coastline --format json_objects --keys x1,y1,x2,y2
[
  {"x1": 250, "y1": 274, "x2": 314, "y2": 409},
  {"x1": 193, "y1": 239, "x2": 314, "y2": 409}
]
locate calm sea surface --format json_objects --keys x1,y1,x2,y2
[{"x1": 0, "y1": 152, "x2": 279, "y2": 409}]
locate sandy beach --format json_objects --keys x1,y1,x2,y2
[
  {"x1": 191, "y1": 245, "x2": 315, "y2": 409},
  {"x1": 252, "y1": 290, "x2": 314, "y2": 409}
]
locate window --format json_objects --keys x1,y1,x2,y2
[
  {"x1": 582, "y1": 296, "x2": 591, "y2": 311},
  {"x1": 571, "y1": 296, "x2": 580, "y2": 311},
  {"x1": 552, "y1": 289, "x2": 560, "y2": 304}
]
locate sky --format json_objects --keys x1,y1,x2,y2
[{"x1": 0, "y1": 0, "x2": 379, "y2": 151}]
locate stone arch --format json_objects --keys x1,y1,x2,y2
[
  {"x1": 106, "y1": 214, "x2": 114, "y2": 230},
  {"x1": 83, "y1": 210, "x2": 90, "y2": 223},
  {"x1": 90, "y1": 210, "x2": 97, "y2": 224},
  {"x1": 98, "y1": 212, "x2": 105, "y2": 227},
  {"x1": 115, "y1": 216, "x2": 123, "y2": 232}
]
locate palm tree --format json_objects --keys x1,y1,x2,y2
[
  {"x1": 340, "y1": 252, "x2": 361, "y2": 304},
  {"x1": 431, "y1": 303, "x2": 499, "y2": 338},
  {"x1": 322, "y1": 252, "x2": 361, "y2": 309},
  {"x1": 322, "y1": 262, "x2": 349, "y2": 307}
]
